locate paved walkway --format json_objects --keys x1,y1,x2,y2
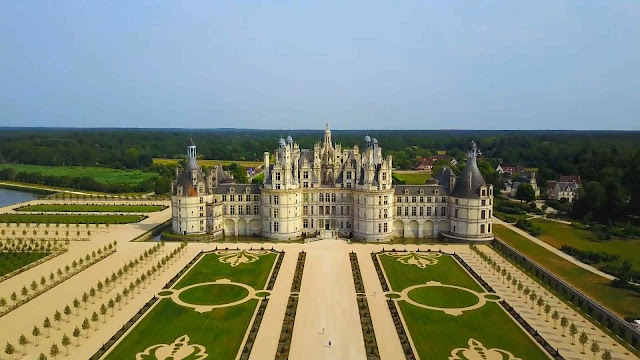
[
  {"x1": 494, "y1": 217, "x2": 615, "y2": 280},
  {"x1": 289, "y1": 240, "x2": 366, "y2": 360}
]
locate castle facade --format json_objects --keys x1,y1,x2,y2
[{"x1": 171, "y1": 124, "x2": 493, "y2": 242}]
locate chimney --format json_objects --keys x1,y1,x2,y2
[{"x1": 264, "y1": 152, "x2": 270, "y2": 178}]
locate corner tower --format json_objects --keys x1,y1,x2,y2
[{"x1": 445, "y1": 141, "x2": 494, "y2": 241}]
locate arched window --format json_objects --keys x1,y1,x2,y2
[{"x1": 480, "y1": 224, "x2": 485, "y2": 233}]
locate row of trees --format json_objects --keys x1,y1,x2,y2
[
  {"x1": 469, "y1": 245, "x2": 615, "y2": 360},
  {"x1": 2, "y1": 242, "x2": 187, "y2": 360},
  {"x1": 0, "y1": 242, "x2": 117, "y2": 315}
]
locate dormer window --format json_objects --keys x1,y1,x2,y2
[
  {"x1": 419, "y1": 189, "x2": 424, "y2": 195},
  {"x1": 275, "y1": 172, "x2": 281, "y2": 181},
  {"x1": 404, "y1": 189, "x2": 409, "y2": 195},
  {"x1": 481, "y1": 188, "x2": 486, "y2": 197}
]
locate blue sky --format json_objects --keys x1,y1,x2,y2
[{"x1": 0, "y1": 1, "x2": 638, "y2": 130}]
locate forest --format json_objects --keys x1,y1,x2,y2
[{"x1": 0, "y1": 128, "x2": 638, "y2": 227}]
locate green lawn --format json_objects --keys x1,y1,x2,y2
[
  {"x1": 0, "y1": 164, "x2": 157, "y2": 186},
  {"x1": 15, "y1": 204, "x2": 166, "y2": 213},
  {"x1": 407, "y1": 287, "x2": 479, "y2": 308},
  {"x1": 530, "y1": 218, "x2": 640, "y2": 269},
  {"x1": 393, "y1": 172, "x2": 432, "y2": 185},
  {"x1": 0, "y1": 214, "x2": 144, "y2": 224},
  {"x1": 104, "y1": 251, "x2": 276, "y2": 360},
  {"x1": 178, "y1": 284, "x2": 249, "y2": 305},
  {"x1": 0, "y1": 251, "x2": 50, "y2": 276},
  {"x1": 494, "y1": 224, "x2": 640, "y2": 319},
  {"x1": 379, "y1": 253, "x2": 549, "y2": 360}
]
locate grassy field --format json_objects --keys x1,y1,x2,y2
[
  {"x1": 0, "y1": 164, "x2": 158, "y2": 186},
  {"x1": 153, "y1": 158, "x2": 262, "y2": 168},
  {"x1": 493, "y1": 224, "x2": 640, "y2": 319},
  {"x1": 0, "y1": 214, "x2": 144, "y2": 224},
  {"x1": 178, "y1": 284, "x2": 249, "y2": 305},
  {"x1": 393, "y1": 171, "x2": 432, "y2": 185},
  {"x1": 0, "y1": 251, "x2": 50, "y2": 276},
  {"x1": 104, "y1": 251, "x2": 276, "y2": 360},
  {"x1": 15, "y1": 204, "x2": 166, "y2": 213},
  {"x1": 530, "y1": 218, "x2": 640, "y2": 269},
  {"x1": 379, "y1": 253, "x2": 549, "y2": 360}
]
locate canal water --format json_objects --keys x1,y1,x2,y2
[{"x1": 0, "y1": 187, "x2": 41, "y2": 208}]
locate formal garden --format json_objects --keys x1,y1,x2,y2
[
  {"x1": 377, "y1": 251, "x2": 551, "y2": 360},
  {"x1": 102, "y1": 249, "x2": 278, "y2": 360},
  {"x1": 15, "y1": 203, "x2": 167, "y2": 213}
]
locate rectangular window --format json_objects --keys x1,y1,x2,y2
[
  {"x1": 441, "y1": 196, "x2": 446, "y2": 203},
  {"x1": 405, "y1": 196, "x2": 409, "y2": 203},
  {"x1": 230, "y1": 205, "x2": 235, "y2": 215},
  {"x1": 303, "y1": 206, "x2": 308, "y2": 215},
  {"x1": 346, "y1": 171, "x2": 352, "y2": 180},
  {"x1": 384, "y1": 196, "x2": 388, "y2": 205},
  {"x1": 311, "y1": 206, "x2": 315, "y2": 215},
  {"x1": 275, "y1": 184, "x2": 281, "y2": 190},
  {"x1": 455, "y1": 209, "x2": 458, "y2": 218},
  {"x1": 411, "y1": 207, "x2": 417, "y2": 216},
  {"x1": 200, "y1": 197, "x2": 203, "y2": 204},
  {"x1": 419, "y1": 196, "x2": 424, "y2": 203},
  {"x1": 222, "y1": 195, "x2": 227, "y2": 202},
  {"x1": 427, "y1": 196, "x2": 432, "y2": 203},
  {"x1": 480, "y1": 224, "x2": 485, "y2": 233},
  {"x1": 412, "y1": 196, "x2": 416, "y2": 203},
  {"x1": 303, "y1": 182, "x2": 309, "y2": 188},
  {"x1": 481, "y1": 199, "x2": 486, "y2": 206},
  {"x1": 427, "y1": 207, "x2": 432, "y2": 216},
  {"x1": 378, "y1": 196, "x2": 382, "y2": 205},
  {"x1": 230, "y1": 195, "x2": 235, "y2": 202},
  {"x1": 340, "y1": 206, "x2": 344, "y2": 215},
  {"x1": 384, "y1": 208, "x2": 388, "y2": 219},
  {"x1": 303, "y1": 193, "x2": 309, "y2": 202},
  {"x1": 397, "y1": 196, "x2": 402, "y2": 203},
  {"x1": 303, "y1": 219, "x2": 309, "y2": 228},
  {"x1": 440, "y1": 207, "x2": 446, "y2": 216},
  {"x1": 273, "y1": 208, "x2": 278, "y2": 218},
  {"x1": 274, "y1": 222, "x2": 279, "y2": 232},
  {"x1": 274, "y1": 195, "x2": 279, "y2": 205},
  {"x1": 319, "y1": 206, "x2": 323, "y2": 214},
  {"x1": 238, "y1": 195, "x2": 243, "y2": 201},
  {"x1": 319, "y1": 193, "x2": 324, "y2": 202},
  {"x1": 254, "y1": 195, "x2": 259, "y2": 201},
  {"x1": 481, "y1": 210, "x2": 486, "y2": 219},
  {"x1": 397, "y1": 206, "x2": 402, "y2": 216},
  {"x1": 223, "y1": 205, "x2": 227, "y2": 215},
  {"x1": 303, "y1": 171, "x2": 309, "y2": 179},
  {"x1": 384, "y1": 222, "x2": 388, "y2": 232},
  {"x1": 254, "y1": 205, "x2": 260, "y2": 214},
  {"x1": 332, "y1": 193, "x2": 336, "y2": 202},
  {"x1": 404, "y1": 207, "x2": 409, "y2": 216},
  {"x1": 346, "y1": 206, "x2": 350, "y2": 215},
  {"x1": 275, "y1": 172, "x2": 281, "y2": 181},
  {"x1": 310, "y1": 219, "x2": 314, "y2": 228},
  {"x1": 246, "y1": 205, "x2": 251, "y2": 214},
  {"x1": 419, "y1": 207, "x2": 423, "y2": 216},
  {"x1": 238, "y1": 206, "x2": 243, "y2": 215}
]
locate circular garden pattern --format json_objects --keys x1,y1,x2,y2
[
  {"x1": 407, "y1": 286, "x2": 479, "y2": 309},
  {"x1": 178, "y1": 284, "x2": 249, "y2": 306}
]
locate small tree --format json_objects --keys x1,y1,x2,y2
[
  {"x1": 72, "y1": 327, "x2": 81, "y2": 346},
  {"x1": 560, "y1": 316, "x2": 569, "y2": 336},
  {"x1": 22, "y1": 285, "x2": 29, "y2": 298},
  {"x1": 10, "y1": 292, "x2": 17, "y2": 302},
  {"x1": 53, "y1": 310, "x2": 62, "y2": 329},
  {"x1": 122, "y1": 288, "x2": 129, "y2": 303},
  {"x1": 579, "y1": 331, "x2": 589, "y2": 353},
  {"x1": 536, "y1": 296, "x2": 544, "y2": 315},
  {"x1": 115, "y1": 293, "x2": 122, "y2": 310},
  {"x1": 590, "y1": 340, "x2": 600, "y2": 360},
  {"x1": 30, "y1": 280, "x2": 38, "y2": 292},
  {"x1": 96, "y1": 281, "x2": 103, "y2": 298},
  {"x1": 5, "y1": 342, "x2": 15, "y2": 360},
  {"x1": 39, "y1": 352, "x2": 48, "y2": 360},
  {"x1": 32, "y1": 325, "x2": 41, "y2": 346},
  {"x1": 108, "y1": 299, "x2": 115, "y2": 316},
  {"x1": 516, "y1": 183, "x2": 536, "y2": 202},
  {"x1": 543, "y1": 303, "x2": 551, "y2": 321},
  {"x1": 61, "y1": 334, "x2": 70, "y2": 355},
  {"x1": 511, "y1": 277, "x2": 517, "y2": 292},
  {"x1": 64, "y1": 305, "x2": 72, "y2": 322},
  {"x1": 40, "y1": 276, "x2": 46, "y2": 287},
  {"x1": 18, "y1": 334, "x2": 29, "y2": 355},
  {"x1": 81, "y1": 318, "x2": 90, "y2": 338},
  {"x1": 523, "y1": 287, "x2": 530, "y2": 303},
  {"x1": 551, "y1": 310, "x2": 560, "y2": 328},
  {"x1": 73, "y1": 298, "x2": 80, "y2": 315},
  {"x1": 43, "y1": 317, "x2": 52, "y2": 337},
  {"x1": 529, "y1": 292, "x2": 537, "y2": 309},
  {"x1": 100, "y1": 304, "x2": 107, "y2": 323},
  {"x1": 89, "y1": 288, "x2": 96, "y2": 304},
  {"x1": 91, "y1": 312, "x2": 99, "y2": 330},
  {"x1": 49, "y1": 343, "x2": 59, "y2": 359},
  {"x1": 569, "y1": 323, "x2": 579, "y2": 344},
  {"x1": 0, "y1": 297, "x2": 6, "y2": 308}
]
